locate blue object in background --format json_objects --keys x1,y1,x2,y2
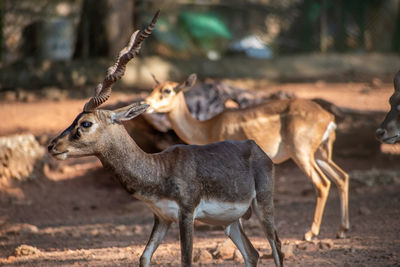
[{"x1": 229, "y1": 35, "x2": 272, "y2": 59}]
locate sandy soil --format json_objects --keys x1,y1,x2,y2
[{"x1": 0, "y1": 81, "x2": 399, "y2": 266}]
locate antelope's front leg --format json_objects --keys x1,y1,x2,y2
[
  {"x1": 140, "y1": 215, "x2": 171, "y2": 267},
  {"x1": 179, "y1": 208, "x2": 194, "y2": 267}
]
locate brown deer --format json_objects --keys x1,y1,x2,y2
[
  {"x1": 47, "y1": 11, "x2": 283, "y2": 267},
  {"x1": 144, "y1": 74, "x2": 350, "y2": 241},
  {"x1": 142, "y1": 78, "x2": 284, "y2": 135},
  {"x1": 376, "y1": 71, "x2": 400, "y2": 143}
]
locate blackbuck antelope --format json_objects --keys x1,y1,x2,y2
[
  {"x1": 145, "y1": 74, "x2": 350, "y2": 241},
  {"x1": 376, "y1": 71, "x2": 400, "y2": 143},
  {"x1": 48, "y1": 12, "x2": 283, "y2": 267}
]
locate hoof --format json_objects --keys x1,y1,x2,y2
[
  {"x1": 336, "y1": 228, "x2": 348, "y2": 239},
  {"x1": 304, "y1": 230, "x2": 316, "y2": 242}
]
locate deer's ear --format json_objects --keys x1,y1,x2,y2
[
  {"x1": 174, "y1": 73, "x2": 197, "y2": 93},
  {"x1": 151, "y1": 73, "x2": 160, "y2": 85},
  {"x1": 112, "y1": 103, "x2": 149, "y2": 122}
]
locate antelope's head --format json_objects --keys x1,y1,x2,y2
[
  {"x1": 47, "y1": 104, "x2": 149, "y2": 160},
  {"x1": 376, "y1": 71, "x2": 400, "y2": 144},
  {"x1": 144, "y1": 73, "x2": 197, "y2": 113},
  {"x1": 48, "y1": 11, "x2": 159, "y2": 160}
]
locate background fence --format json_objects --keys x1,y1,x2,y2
[
  {"x1": 1, "y1": 0, "x2": 400, "y2": 91},
  {"x1": 3, "y1": 0, "x2": 400, "y2": 63}
]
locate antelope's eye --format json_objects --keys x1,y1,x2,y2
[
  {"x1": 81, "y1": 121, "x2": 92, "y2": 128},
  {"x1": 396, "y1": 105, "x2": 400, "y2": 112},
  {"x1": 163, "y1": 88, "x2": 171, "y2": 94}
]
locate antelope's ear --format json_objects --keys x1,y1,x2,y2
[
  {"x1": 111, "y1": 103, "x2": 149, "y2": 122},
  {"x1": 174, "y1": 73, "x2": 197, "y2": 93}
]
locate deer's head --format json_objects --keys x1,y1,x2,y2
[
  {"x1": 48, "y1": 11, "x2": 159, "y2": 159},
  {"x1": 145, "y1": 73, "x2": 197, "y2": 113},
  {"x1": 376, "y1": 71, "x2": 400, "y2": 144},
  {"x1": 48, "y1": 104, "x2": 149, "y2": 160}
]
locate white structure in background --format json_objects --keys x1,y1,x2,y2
[{"x1": 229, "y1": 35, "x2": 272, "y2": 59}]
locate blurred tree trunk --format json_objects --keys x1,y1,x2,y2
[
  {"x1": 301, "y1": 0, "x2": 314, "y2": 52},
  {"x1": 368, "y1": 0, "x2": 397, "y2": 52},
  {"x1": 74, "y1": 0, "x2": 134, "y2": 59},
  {"x1": 320, "y1": 0, "x2": 328, "y2": 52},
  {"x1": 334, "y1": 0, "x2": 346, "y2": 52},
  {"x1": 104, "y1": 0, "x2": 134, "y2": 57},
  {"x1": 355, "y1": 1, "x2": 366, "y2": 51},
  {"x1": 394, "y1": 0, "x2": 400, "y2": 52}
]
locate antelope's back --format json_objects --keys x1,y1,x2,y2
[{"x1": 166, "y1": 140, "x2": 271, "y2": 201}]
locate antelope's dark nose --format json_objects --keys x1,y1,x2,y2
[{"x1": 375, "y1": 128, "x2": 386, "y2": 140}]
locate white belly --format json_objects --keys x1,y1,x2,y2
[
  {"x1": 143, "y1": 197, "x2": 252, "y2": 224},
  {"x1": 194, "y1": 199, "x2": 251, "y2": 225},
  {"x1": 138, "y1": 198, "x2": 180, "y2": 222}
]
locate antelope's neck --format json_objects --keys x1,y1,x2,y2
[
  {"x1": 167, "y1": 92, "x2": 212, "y2": 145},
  {"x1": 97, "y1": 126, "x2": 167, "y2": 195}
]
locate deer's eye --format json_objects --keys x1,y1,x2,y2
[
  {"x1": 163, "y1": 88, "x2": 171, "y2": 94},
  {"x1": 81, "y1": 121, "x2": 92, "y2": 128}
]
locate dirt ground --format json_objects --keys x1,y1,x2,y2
[{"x1": 0, "y1": 81, "x2": 400, "y2": 266}]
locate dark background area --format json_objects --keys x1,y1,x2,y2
[{"x1": 2, "y1": 0, "x2": 400, "y2": 93}]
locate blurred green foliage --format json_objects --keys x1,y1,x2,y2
[{"x1": 179, "y1": 11, "x2": 232, "y2": 39}]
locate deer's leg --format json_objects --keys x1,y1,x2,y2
[
  {"x1": 252, "y1": 198, "x2": 283, "y2": 267},
  {"x1": 140, "y1": 215, "x2": 171, "y2": 267},
  {"x1": 225, "y1": 220, "x2": 259, "y2": 267},
  {"x1": 293, "y1": 154, "x2": 331, "y2": 241},
  {"x1": 179, "y1": 208, "x2": 194, "y2": 267},
  {"x1": 315, "y1": 134, "x2": 349, "y2": 238}
]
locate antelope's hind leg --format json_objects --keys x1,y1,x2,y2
[
  {"x1": 225, "y1": 220, "x2": 259, "y2": 267},
  {"x1": 315, "y1": 133, "x2": 350, "y2": 238},
  {"x1": 291, "y1": 151, "x2": 332, "y2": 241},
  {"x1": 140, "y1": 216, "x2": 171, "y2": 267},
  {"x1": 252, "y1": 198, "x2": 283, "y2": 267}
]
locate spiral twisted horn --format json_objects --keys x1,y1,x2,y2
[{"x1": 83, "y1": 10, "x2": 160, "y2": 112}]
